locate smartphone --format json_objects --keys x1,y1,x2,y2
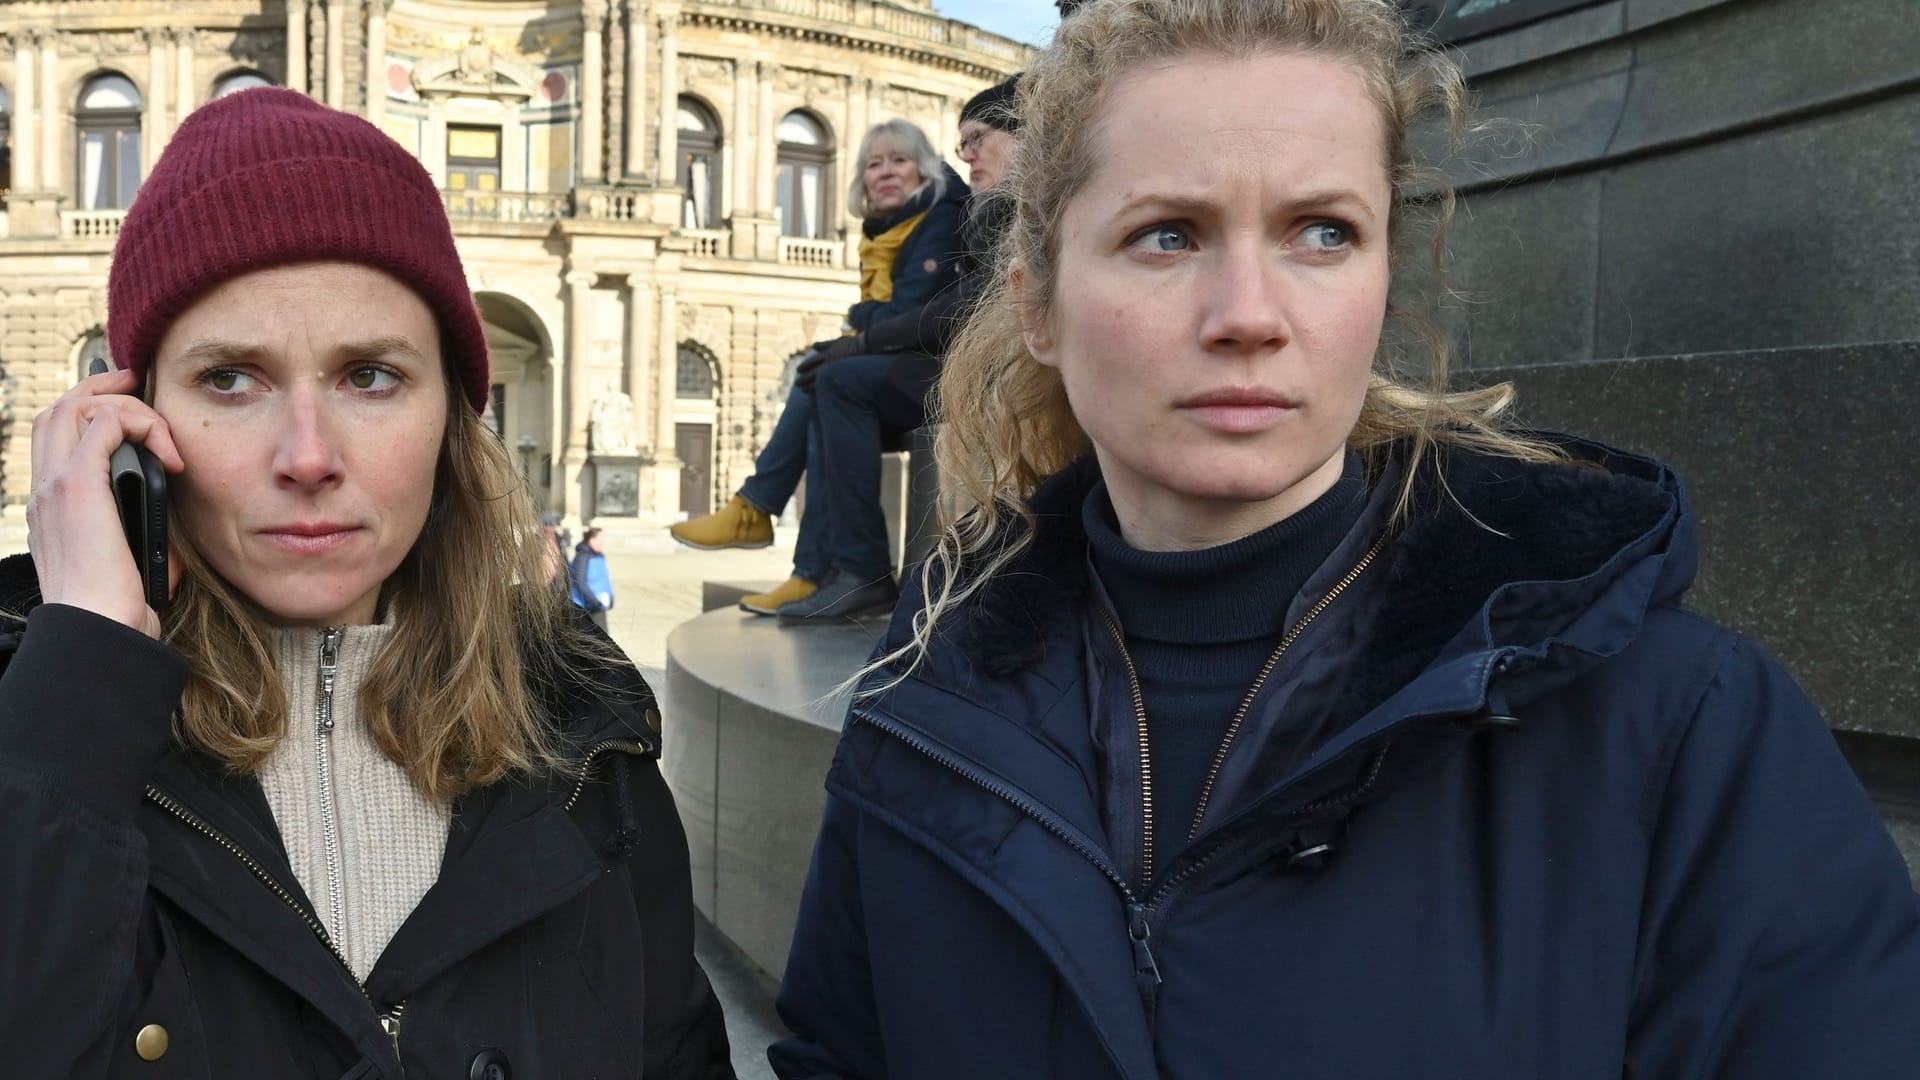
[{"x1": 88, "y1": 359, "x2": 170, "y2": 612}]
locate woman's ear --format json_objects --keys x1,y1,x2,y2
[{"x1": 1010, "y1": 260, "x2": 1057, "y2": 368}]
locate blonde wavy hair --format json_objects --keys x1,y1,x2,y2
[
  {"x1": 878, "y1": 0, "x2": 1566, "y2": 681},
  {"x1": 163, "y1": 367, "x2": 615, "y2": 802}
]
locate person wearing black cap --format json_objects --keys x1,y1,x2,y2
[{"x1": 777, "y1": 75, "x2": 1025, "y2": 622}]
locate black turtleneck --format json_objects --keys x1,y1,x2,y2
[{"x1": 1085, "y1": 452, "x2": 1367, "y2": 847}]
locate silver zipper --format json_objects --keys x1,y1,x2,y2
[
  {"x1": 381, "y1": 1000, "x2": 407, "y2": 1057},
  {"x1": 315, "y1": 627, "x2": 348, "y2": 973}
]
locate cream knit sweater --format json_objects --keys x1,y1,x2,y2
[{"x1": 257, "y1": 623, "x2": 449, "y2": 983}]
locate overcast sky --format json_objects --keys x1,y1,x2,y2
[{"x1": 934, "y1": 0, "x2": 1058, "y2": 47}]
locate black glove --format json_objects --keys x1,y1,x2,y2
[{"x1": 795, "y1": 334, "x2": 867, "y2": 392}]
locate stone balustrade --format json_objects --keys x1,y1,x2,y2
[
  {"x1": 59, "y1": 209, "x2": 126, "y2": 240},
  {"x1": 440, "y1": 190, "x2": 569, "y2": 224},
  {"x1": 683, "y1": 228, "x2": 731, "y2": 259},
  {"x1": 685, "y1": 0, "x2": 1031, "y2": 67},
  {"x1": 777, "y1": 235, "x2": 840, "y2": 268}
]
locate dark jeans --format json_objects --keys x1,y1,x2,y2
[
  {"x1": 737, "y1": 384, "x2": 830, "y2": 581},
  {"x1": 812, "y1": 353, "x2": 928, "y2": 580}
]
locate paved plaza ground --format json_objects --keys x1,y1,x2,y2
[{"x1": 599, "y1": 538, "x2": 797, "y2": 1078}]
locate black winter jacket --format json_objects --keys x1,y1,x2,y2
[
  {"x1": 860, "y1": 191, "x2": 1012, "y2": 402},
  {"x1": 772, "y1": 441, "x2": 1920, "y2": 1079},
  {"x1": 0, "y1": 554, "x2": 733, "y2": 1078}
]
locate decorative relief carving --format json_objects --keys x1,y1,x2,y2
[
  {"x1": 65, "y1": 31, "x2": 144, "y2": 57},
  {"x1": 387, "y1": 20, "x2": 580, "y2": 63},
  {"x1": 412, "y1": 28, "x2": 542, "y2": 102},
  {"x1": 878, "y1": 84, "x2": 943, "y2": 115},
  {"x1": 681, "y1": 55, "x2": 733, "y2": 86}
]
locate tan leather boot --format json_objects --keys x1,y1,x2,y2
[
  {"x1": 669, "y1": 494, "x2": 774, "y2": 550},
  {"x1": 739, "y1": 575, "x2": 819, "y2": 615}
]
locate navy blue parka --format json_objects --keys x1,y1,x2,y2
[{"x1": 771, "y1": 440, "x2": 1920, "y2": 1079}]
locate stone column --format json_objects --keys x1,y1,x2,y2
[
  {"x1": 325, "y1": 0, "x2": 346, "y2": 108},
  {"x1": 654, "y1": 7, "x2": 678, "y2": 188},
  {"x1": 143, "y1": 29, "x2": 168, "y2": 171},
  {"x1": 38, "y1": 31, "x2": 59, "y2": 193},
  {"x1": 286, "y1": 0, "x2": 309, "y2": 95},
  {"x1": 623, "y1": 0, "x2": 647, "y2": 179},
  {"x1": 13, "y1": 35, "x2": 38, "y2": 196},
  {"x1": 563, "y1": 270, "x2": 596, "y2": 522},
  {"x1": 173, "y1": 29, "x2": 196, "y2": 131},
  {"x1": 364, "y1": 0, "x2": 387, "y2": 128},
  {"x1": 653, "y1": 281, "x2": 680, "y2": 465},
  {"x1": 848, "y1": 77, "x2": 869, "y2": 173},
  {"x1": 625, "y1": 273, "x2": 655, "y2": 456},
  {"x1": 730, "y1": 57, "x2": 752, "y2": 214},
  {"x1": 755, "y1": 61, "x2": 775, "y2": 213},
  {"x1": 580, "y1": 0, "x2": 606, "y2": 183}
]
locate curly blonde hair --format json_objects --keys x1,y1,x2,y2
[{"x1": 876, "y1": 0, "x2": 1565, "y2": 682}]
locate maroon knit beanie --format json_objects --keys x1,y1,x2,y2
[{"x1": 108, "y1": 87, "x2": 490, "y2": 412}]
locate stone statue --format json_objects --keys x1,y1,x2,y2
[{"x1": 589, "y1": 390, "x2": 637, "y2": 456}]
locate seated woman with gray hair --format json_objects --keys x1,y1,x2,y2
[{"x1": 669, "y1": 117, "x2": 966, "y2": 619}]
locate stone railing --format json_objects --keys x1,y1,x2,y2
[
  {"x1": 685, "y1": 0, "x2": 1031, "y2": 67},
  {"x1": 778, "y1": 235, "x2": 841, "y2": 268},
  {"x1": 683, "y1": 228, "x2": 731, "y2": 258},
  {"x1": 579, "y1": 188, "x2": 647, "y2": 222},
  {"x1": 59, "y1": 209, "x2": 127, "y2": 240},
  {"x1": 441, "y1": 190, "x2": 569, "y2": 224}
]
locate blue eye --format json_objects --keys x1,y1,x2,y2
[
  {"x1": 1129, "y1": 224, "x2": 1191, "y2": 253},
  {"x1": 1301, "y1": 222, "x2": 1351, "y2": 249}
]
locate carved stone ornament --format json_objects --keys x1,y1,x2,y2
[
  {"x1": 681, "y1": 55, "x2": 733, "y2": 86},
  {"x1": 412, "y1": 28, "x2": 542, "y2": 102}
]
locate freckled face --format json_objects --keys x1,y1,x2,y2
[
  {"x1": 151, "y1": 262, "x2": 449, "y2": 627},
  {"x1": 1023, "y1": 52, "x2": 1393, "y2": 550}
]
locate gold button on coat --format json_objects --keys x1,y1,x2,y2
[{"x1": 134, "y1": 1023, "x2": 169, "y2": 1061}]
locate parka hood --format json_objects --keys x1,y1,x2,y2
[{"x1": 884, "y1": 436, "x2": 1687, "y2": 698}]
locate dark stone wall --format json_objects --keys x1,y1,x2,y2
[
  {"x1": 1429, "y1": 0, "x2": 1920, "y2": 370},
  {"x1": 1433, "y1": 0, "x2": 1919, "y2": 867},
  {"x1": 1476, "y1": 343, "x2": 1917, "y2": 742}
]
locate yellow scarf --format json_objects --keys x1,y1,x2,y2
[{"x1": 857, "y1": 211, "x2": 929, "y2": 303}]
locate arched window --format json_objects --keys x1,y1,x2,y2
[
  {"x1": 77, "y1": 74, "x2": 143, "y2": 210},
  {"x1": 676, "y1": 345, "x2": 715, "y2": 399},
  {"x1": 75, "y1": 331, "x2": 111, "y2": 382},
  {"x1": 678, "y1": 96, "x2": 722, "y2": 229},
  {"x1": 774, "y1": 111, "x2": 832, "y2": 239},
  {"x1": 0, "y1": 84, "x2": 12, "y2": 196},
  {"x1": 213, "y1": 71, "x2": 274, "y2": 99}
]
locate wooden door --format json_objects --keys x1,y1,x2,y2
[{"x1": 676, "y1": 423, "x2": 713, "y2": 516}]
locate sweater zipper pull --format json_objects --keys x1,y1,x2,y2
[{"x1": 318, "y1": 629, "x2": 341, "y2": 731}]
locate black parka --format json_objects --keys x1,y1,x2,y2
[{"x1": 0, "y1": 553, "x2": 733, "y2": 1078}]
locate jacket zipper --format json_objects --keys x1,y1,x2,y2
[
  {"x1": 145, "y1": 786, "x2": 410, "y2": 1072},
  {"x1": 315, "y1": 627, "x2": 348, "y2": 973},
  {"x1": 850, "y1": 704, "x2": 1397, "y2": 1015},
  {"x1": 1097, "y1": 536, "x2": 1385, "y2": 889},
  {"x1": 563, "y1": 739, "x2": 654, "y2": 812}
]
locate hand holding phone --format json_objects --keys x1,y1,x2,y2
[
  {"x1": 23, "y1": 361, "x2": 179, "y2": 634},
  {"x1": 83, "y1": 359, "x2": 171, "y2": 614}
]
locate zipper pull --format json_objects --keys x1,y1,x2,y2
[
  {"x1": 380, "y1": 1000, "x2": 406, "y2": 1058},
  {"x1": 318, "y1": 628, "x2": 341, "y2": 730},
  {"x1": 1127, "y1": 903, "x2": 1162, "y2": 989}
]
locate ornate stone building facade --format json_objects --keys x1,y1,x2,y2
[{"x1": 0, "y1": 0, "x2": 1025, "y2": 545}]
